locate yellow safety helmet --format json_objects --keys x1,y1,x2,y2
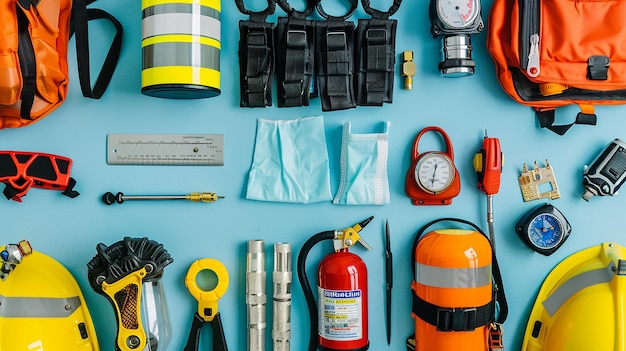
[
  {"x1": 522, "y1": 242, "x2": 626, "y2": 351},
  {"x1": 0, "y1": 242, "x2": 99, "y2": 351}
]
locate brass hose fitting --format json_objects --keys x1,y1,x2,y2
[{"x1": 401, "y1": 51, "x2": 417, "y2": 90}]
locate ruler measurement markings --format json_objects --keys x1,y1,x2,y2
[{"x1": 107, "y1": 134, "x2": 224, "y2": 166}]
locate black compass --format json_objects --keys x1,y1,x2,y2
[{"x1": 515, "y1": 204, "x2": 571, "y2": 256}]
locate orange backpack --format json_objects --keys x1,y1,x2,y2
[
  {"x1": 0, "y1": 0, "x2": 122, "y2": 129},
  {"x1": 487, "y1": 0, "x2": 626, "y2": 135}
]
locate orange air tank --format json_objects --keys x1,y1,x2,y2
[{"x1": 411, "y1": 229, "x2": 493, "y2": 351}]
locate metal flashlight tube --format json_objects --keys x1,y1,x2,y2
[
  {"x1": 247, "y1": 240, "x2": 266, "y2": 351},
  {"x1": 272, "y1": 243, "x2": 292, "y2": 351}
]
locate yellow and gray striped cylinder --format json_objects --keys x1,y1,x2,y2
[{"x1": 141, "y1": 0, "x2": 221, "y2": 98}]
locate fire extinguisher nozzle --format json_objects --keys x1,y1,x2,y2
[{"x1": 358, "y1": 216, "x2": 374, "y2": 230}]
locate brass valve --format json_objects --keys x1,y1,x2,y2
[{"x1": 401, "y1": 51, "x2": 417, "y2": 90}]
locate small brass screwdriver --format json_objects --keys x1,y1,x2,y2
[{"x1": 101, "y1": 191, "x2": 224, "y2": 205}]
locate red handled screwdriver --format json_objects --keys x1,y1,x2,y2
[{"x1": 473, "y1": 130, "x2": 503, "y2": 252}]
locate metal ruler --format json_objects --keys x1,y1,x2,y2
[{"x1": 107, "y1": 134, "x2": 224, "y2": 166}]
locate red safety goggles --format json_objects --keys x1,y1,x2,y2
[{"x1": 0, "y1": 151, "x2": 79, "y2": 202}]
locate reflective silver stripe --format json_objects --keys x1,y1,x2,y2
[
  {"x1": 415, "y1": 263, "x2": 491, "y2": 288},
  {"x1": 142, "y1": 13, "x2": 220, "y2": 41},
  {"x1": 542, "y1": 261, "x2": 616, "y2": 316},
  {"x1": 0, "y1": 295, "x2": 81, "y2": 317},
  {"x1": 143, "y1": 3, "x2": 220, "y2": 20},
  {"x1": 143, "y1": 42, "x2": 220, "y2": 69}
]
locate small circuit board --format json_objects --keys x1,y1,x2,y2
[{"x1": 518, "y1": 160, "x2": 561, "y2": 201}]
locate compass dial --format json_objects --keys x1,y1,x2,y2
[
  {"x1": 515, "y1": 204, "x2": 571, "y2": 256},
  {"x1": 527, "y1": 213, "x2": 563, "y2": 249},
  {"x1": 437, "y1": 0, "x2": 480, "y2": 29},
  {"x1": 415, "y1": 153, "x2": 455, "y2": 194}
]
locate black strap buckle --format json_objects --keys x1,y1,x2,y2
[
  {"x1": 436, "y1": 307, "x2": 478, "y2": 331},
  {"x1": 282, "y1": 79, "x2": 304, "y2": 98},
  {"x1": 287, "y1": 28, "x2": 307, "y2": 49},
  {"x1": 587, "y1": 55, "x2": 609, "y2": 80}
]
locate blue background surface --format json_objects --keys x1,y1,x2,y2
[{"x1": 2, "y1": 0, "x2": 625, "y2": 350}]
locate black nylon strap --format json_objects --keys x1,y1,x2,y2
[
  {"x1": 275, "y1": 0, "x2": 318, "y2": 107},
  {"x1": 16, "y1": 8, "x2": 36, "y2": 120},
  {"x1": 412, "y1": 294, "x2": 495, "y2": 331},
  {"x1": 239, "y1": 21, "x2": 275, "y2": 107},
  {"x1": 3, "y1": 184, "x2": 22, "y2": 200},
  {"x1": 71, "y1": 0, "x2": 123, "y2": 100},
  {"x1": 275, "y1": 17, "x2": 316, "y2": 107},
  {"x1": 355, "y1": 18, "x2": 396, "y2": 106},
  {"x1": 355, "y1": 0, "x2": 403, "y2": 106},
  {"x1": 536, "y1": 108, "x2": 597, "y2": 135},
  {"x1": 236, "y1": 0, "x2": 276, "y2": 107},
  {"x1": 61, "y1": 177, "x2": 80, "y2": 198},
  {"x1": 315, "y1": 21, "x2": 356, "y2": 111}
]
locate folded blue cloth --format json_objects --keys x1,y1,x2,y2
[{"x1": 246, "y1": 115, "x2": 332, "y2": 204}]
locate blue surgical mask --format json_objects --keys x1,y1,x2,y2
[
  {"x1": 333, "y1": 121, "x2": 391, "y2": 205},
  {"x1": 246, "y1": 115, "x2": 332, "y2": 204}
]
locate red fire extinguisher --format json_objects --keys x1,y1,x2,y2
[{"x1": 297, "y1": 217, "x2": 374, "y2": 351}]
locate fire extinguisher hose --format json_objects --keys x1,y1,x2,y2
[{"x1": 297, "y1": 230, "x2": 335, "y2": 351}]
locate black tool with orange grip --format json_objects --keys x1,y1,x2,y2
[{"x1": 0, "y1": 151, "x2": 79, "y2": 201}]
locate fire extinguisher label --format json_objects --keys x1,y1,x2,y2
[{"x1": 317, "y1": 287, "x2": 363, "y2": 341}]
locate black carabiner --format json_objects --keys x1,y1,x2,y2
[
  {"x1": 316, "y1": 0, "x2": 358, "y2": 21},
  {"x1": 234, "y1": 0, "x2": 276, "y2": 21},
  {"x1": 361, "y1": 0, "x2": 403, "y2": 19}
]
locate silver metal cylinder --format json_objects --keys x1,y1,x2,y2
[
  {"x1": 247, "y1": 240, "x2": 266, "y2": 351},
  {"x1": 272, "y1": 243, "x2": 292, "y2": 351},
  {"x1": 440, "y1": 35, "x2": 475, "y2": 77}
]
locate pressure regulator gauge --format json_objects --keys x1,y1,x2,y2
[
  {"x1": 429, "y1": 0, "x2": 484, "y2": 76},
  {"x1": 415, "y1": 153, "x2": 455, "y2": 194},
  {"x1": 515, "y1": 204, "x2": 571, "y2": 256},
  {"x1": 435, "y1": 0, "x2": 482, "y2": 31}
]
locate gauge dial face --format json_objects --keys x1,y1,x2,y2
[
  {"x1": 415, "y1": 153, "x2": 455, "y2": 193},
  {"x1": 527, "y1": 213, "x2": 564, "y2": 249},
  {"x1": 437, "y1": 0, "x2": 480, "y2": 29}
]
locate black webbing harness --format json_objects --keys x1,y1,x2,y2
[
  {"x1": 275, "y1": 0, "x2": 319, "y2": 107},
  {"x1": 236, "y1": 0, "x2": 276, "y2": 107},
  {"x1": 314, "y1": 0, "x2": 358, "y2": 111},
  {"x1": 355, "y1": 0, "x2": 402, "y2": 106}
]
